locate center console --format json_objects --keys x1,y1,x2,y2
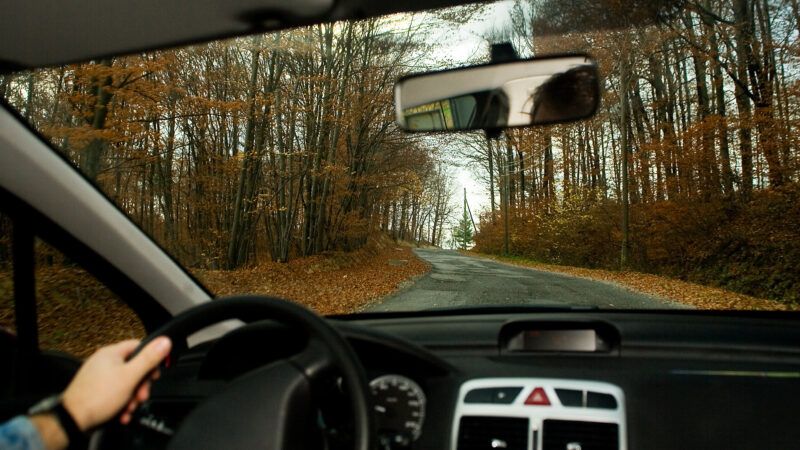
[{"x1": 452, "y1": 378, "x2": 626, "y2": 450}]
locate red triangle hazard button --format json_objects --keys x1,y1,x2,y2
[{"x1": 524, "y1": 387, "x2": 551, "y2": 406}]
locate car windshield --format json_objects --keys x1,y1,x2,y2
[{"x1": 1, "y1": 0, "x2": 798, "y2": 315}]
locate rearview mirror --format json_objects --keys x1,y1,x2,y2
[{"x1": 395, "y1": 55, "x2": 599, "y2": 132}]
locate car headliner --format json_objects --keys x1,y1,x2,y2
[{"x1": 0, "y1": 0, "x2": 482, "y2": 71}]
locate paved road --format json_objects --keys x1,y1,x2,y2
[{"x1": 369, "y1": 249, "x2": 678, "y2": 311}]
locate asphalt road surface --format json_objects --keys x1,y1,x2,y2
[{"x1": 369, "y1": 249, "x2": 678, "y2": 312}]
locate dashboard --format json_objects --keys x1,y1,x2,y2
[
  {"x1": 114, "y1": 310, "x2": 800, "y2": 450},
  {"x1": 348, "y1": 310, "x2": 800, "y2": 450}
]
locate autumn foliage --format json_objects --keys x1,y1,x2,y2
[
  {"x1": 0, "y1": 242, "x2": 146, "y2": 358},
  {"x1": 0, "y1": 235, "x2": 428, "y2": 357},
  {"x1": 475, "y1": 183, "x2": 800, "y2": 303},
  {"x1": 0, "y1": 20, "x2": 455, "y2": 272},
  {"x1": 198, "y1": 234, "x2": 429, "y2": 315},
  {"x1": 1, "y1": 0, "x2": 799, "y2": 307},
  {"x1": 464, "y1": 0, "x2": 800, "y2": 306}
]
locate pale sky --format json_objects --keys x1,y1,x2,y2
[
  {"x1": 385, "y1": 1, "x2": 517, "y2": 243},
  {"x1": 424, "y1": 2, "x2": 515, "y2": 220}
]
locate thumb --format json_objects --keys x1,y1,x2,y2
[
  {"x1": 126, "y1": 336, "x2": 172, "y2": 381},
  {"x1": 106, "y1": 339, "x2": 141, "y2": 357}
]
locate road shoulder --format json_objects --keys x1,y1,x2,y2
[{"x1": 470, "y1": 252, "x2": 794, "y2": 311}]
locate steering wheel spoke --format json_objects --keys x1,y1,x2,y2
[
  {"x1": 290, "y1": 338, "x2": 336, "y2": 380},
  {"x1": 149, "y1": 378, "x2": 228, "y2": 400},
  {"x1": 167, "y1": 360, "x2": 319, "y2": 449}
]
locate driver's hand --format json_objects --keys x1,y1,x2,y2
[{"x1": 62, "y1": 337, "x2": 172, "y2": 431}]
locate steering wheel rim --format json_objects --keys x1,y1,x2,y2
[{"x1": 94, "y1": 295, "x2": 374, "y2": 450}]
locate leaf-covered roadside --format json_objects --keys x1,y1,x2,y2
[
  {"x1": 0, "y1": 237, "x2": 429, "y2": 359},
  {"x1": 472, "y1": 252, "x2": 799, "y2": 311},
  {"x1": 0, "y1": 266, "x2": 146, "y2": 359},
  {"x1": 197, "y1": 238, "x2": 429, "y2": 315}
]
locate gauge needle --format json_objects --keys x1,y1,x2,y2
[{"x1": 374, "y1": 405, "x2": 387, "y2": 413}]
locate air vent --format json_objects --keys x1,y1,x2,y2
[
  {"x1": 457, "y1": 416, "x2": 529, "y2": 450},
  {"x1": 542, "y1": 420, "x2": 619, "y2": 450}
]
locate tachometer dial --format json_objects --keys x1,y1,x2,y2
[{"x1": 369, "y1": 374, "x2": 426, "y2": 445}]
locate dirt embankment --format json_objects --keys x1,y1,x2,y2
[
  {"x1": 472, "y1": 252, "x2": 798, "y2": 311},
  {"x1": 198, "y1": 238, "x2": 430, "y2": 315}
]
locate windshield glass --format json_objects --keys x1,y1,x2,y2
[{"x1": 2, "y1": 0, "x2": 798, "y2": 314}]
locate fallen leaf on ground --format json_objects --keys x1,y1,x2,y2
[{"x1": 472, "y1": 252, "x2": 798, "y2": 311}]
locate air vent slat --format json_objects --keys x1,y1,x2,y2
[
  {"x1": 458, "y1": 416, "x2": 529, "y2": 450},
  {"x1": 542, "y1": 420, "x2": 619, "y2": 450}
]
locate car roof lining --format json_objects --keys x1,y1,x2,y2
[{"x1": 0, "y1": 0, "x2": 482, "y2": 72}]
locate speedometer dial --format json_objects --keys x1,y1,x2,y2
[{"x1": 369, "y1": 374, "x2": 426, "y2": 445}]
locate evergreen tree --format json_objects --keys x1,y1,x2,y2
[{"x1": 452, "y1": 211, "x2": 474, "y2": 250}]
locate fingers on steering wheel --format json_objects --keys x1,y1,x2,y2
[
  {"x1": 118, "y1": 379, "x2": 152, "y2": 425},
  {"x1": 125, "y1": 337, "x2": 171, "y2": 382},
  {"x1": 135, "y1": 381, "x2": 151, "y2": 402},
  {"x1": 121, "y1": 397, "x2": 141, "y2": 424}
]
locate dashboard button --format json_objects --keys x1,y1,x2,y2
[
  {"x1": 555, "y1": 388, "x2": 583, "y2": 407},
  {"x1": 492, "y1": 387, "x2": 523, "y2": 404},
  {"x1": 464, "y1": 388, "x2": 493, "y2": 403},
  {"x1": 524, "y1": 387, "x2": 551, "y2": 406},
  {"x1": 464, "y1": 387, "x2": 523, "y2": 404},
  {"x1": 587, "y1": 391, "x2": 618, "y2": 409}
]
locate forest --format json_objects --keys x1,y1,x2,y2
[
  {"x1": 468, "y1": 0, "x2": 800, "y2": 303},
  {"x1": 0, "y1": 19, "x2": 456, "y2": 270},
  {"x1": 1, "y1": 0, "x2": 798, "y2": 305}
]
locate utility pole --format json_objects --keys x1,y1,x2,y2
[
  {"x1": 463, "y1": 187, "x2": 467, "y2": 222},
  {"x1": 465, "y1": 190, "x2": 477, "y2": 233},
  {"x1": 462, "y1": 188, "x2": 468, "y2": 250}
]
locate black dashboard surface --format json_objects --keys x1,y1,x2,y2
[
  {"x1": 130, "y1": 310, "x2": 800, "y2": 450},
  {"x1": 342, "y1": 310, "x2": 800, "y2": 450}
]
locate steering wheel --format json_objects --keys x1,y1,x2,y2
[{"x1": 94, "y1": 295, "x2": 374, "y2": 450}]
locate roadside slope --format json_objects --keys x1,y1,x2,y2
[
  {"x1": 473, "y1": 252, "x2": 797, "y2": 311},
  {"x1": 199, "y1": 238, "x2": 430, "y2": 315}
]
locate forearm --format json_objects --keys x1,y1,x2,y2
[
  {"x1": 2, "y1": 337, "x2": 170, "y2": 450},
  {"x1": 0, "y1": 416, "x2": 49, "y2": 450},
  {"x1": 29, "y1": 414, "x2": 69, "y2": 450}
]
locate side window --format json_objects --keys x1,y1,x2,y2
[
  {"x1": 35, "y1": 239, "x2": 145, "y2": 358},
  {"x1": 0, "y1": 213, "x2": 12, "y2": 335},
  {"x1": 0, "y1": 209, "x2": 145, "y2": 359}
]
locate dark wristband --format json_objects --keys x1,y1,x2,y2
[{"x1": 52, "y1": 403, "x2": 88, "y2": 448}]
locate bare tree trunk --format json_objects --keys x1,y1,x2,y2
[
  {"x1": 620, "y1": 50, "x2": 632, "y2": 269},
  {"x1": 517, "y1": 149, "x2": 526, "y2": 209},
  {"x1": 487, "y1": 137, "x2": 496, "y2": 217},
  {"x1": 752, "y1": 0, "x2": 784, "y2": 187},
  {"x1": 80, "y1": 59, "x2": 115, "y2": 181},
  {"x1": 543, "y1": 133, "x2": 555, "y2": 202},
  {"x1": 732, "y1": 0, "x2": 757, "y2": 196},
  {"x1": 682, "y1": 12, "x2": 719, "y2": 198},
  {"x1": 699, "y1": 8, "x2": 735, "y2": 195},
  {"x1": 227, "y1": 41, "x2": 261, "y2": 268}
]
